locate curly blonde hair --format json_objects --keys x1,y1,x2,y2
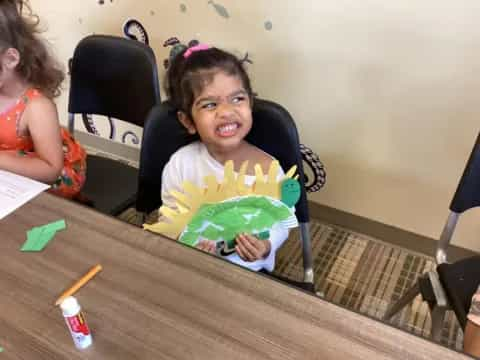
[{"x1": 0, "y1": 0, "x2": 64, "y2": 98}]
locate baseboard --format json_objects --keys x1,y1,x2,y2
[{"x1": 308, "y1": 201, "x2": 476, "y2": 262}]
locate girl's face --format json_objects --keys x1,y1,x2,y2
[
  {"x1": 179, "y1": 71, "x2": 252, "y2": 155},
  {"x1": 0, "y1": 47, "x2": 20, "y2": 91}
]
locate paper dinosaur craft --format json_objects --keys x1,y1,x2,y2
[{"x1": 144, "y1": 160, "x2": 301, "y2": 256}]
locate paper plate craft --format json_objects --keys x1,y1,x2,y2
[{"x1": 144, "y1": 160, "x2": 301, "y2": 256}]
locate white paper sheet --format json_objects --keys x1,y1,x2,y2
[{"x1": 0, "y1": 170, "x2": 50, "y2": 219}]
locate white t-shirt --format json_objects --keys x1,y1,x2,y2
[{"x1": 161, "y1": 141, "x2": 289, "y2": 272}]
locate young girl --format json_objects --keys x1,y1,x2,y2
[
  {"x1": 162, "y1": 44, "x2": 289, "y2": 272},
  {"x1": 0, "y1": 0, "x2": 86, "y2": 198}
]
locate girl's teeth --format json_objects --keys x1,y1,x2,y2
[{"x1": 217, "y1": 123, "x2": 238, "y2": 134}]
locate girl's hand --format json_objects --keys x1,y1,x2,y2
[
  {"x1": 196, "y1": 239, "x2": 216, "y2": 254},
  {"x1": 235, "y1": 233, "x2": 271, "y2": 262}
]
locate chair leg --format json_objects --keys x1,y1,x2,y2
[
  {"x1": 430, "y1": 305, "x2": 447, "y2": 342},
  {"x1": 299, "y1": 222, "x2": 314, "y2": 284},
  {"x1": 384, "y1": 279, "x2": 422, "y2": 320},
  {"x1": 436, "y1": 211, "x2": 459, "y2": 265}
]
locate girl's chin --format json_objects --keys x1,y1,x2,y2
[{"x1": 206, "y1": 138, "x2": 245, "y2": 152}]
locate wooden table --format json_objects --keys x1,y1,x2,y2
[{"x1": 0, "y1": 194, "x2": 469, "y2": 359}]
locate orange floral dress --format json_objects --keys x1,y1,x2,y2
[{"x1": 0, "y1": 88, "x2": 87, "y2": 198}]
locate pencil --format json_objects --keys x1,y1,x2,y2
[{"x1": 55, "y1": 264, "x2": 102, "y2": 306}]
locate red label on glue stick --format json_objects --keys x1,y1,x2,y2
[{"x1": 66, "y1": 312, "x2": 90, "y2": 336}]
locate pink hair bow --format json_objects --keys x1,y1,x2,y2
[{"x1": 183, "y1": 44, "x2": 211, "y2": 58}]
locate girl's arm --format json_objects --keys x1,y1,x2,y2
[
  {"x1": 464, "y1": 320, "x2": 480, "y2": 357},
  {"x1": 0, "y1": 97, "x2": 63, "y2": 183},
  {"x1": 465, "y1": 287, "x2": 480, "y2": 357}
]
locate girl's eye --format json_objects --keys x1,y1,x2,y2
[
  {"x1": 202, "y1": 102, "x2": 216, "y2": 109},
  {"x1": 232, "y1": 96, "x2": 246, "y2": 104}
]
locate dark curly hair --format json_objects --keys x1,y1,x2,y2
[
  {"x1": 0, "y1": 0, "x2": 64, "y2": 98},
  {"x1": 165, "y1": 46, "x2": 253, "y2": 119}
]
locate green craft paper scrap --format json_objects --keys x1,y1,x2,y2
[
  {"x1": 21, "y1": 229, "x2": 54, "y2": 252},
  {"x1": 21, "y1": 219, "x2": 66, "y2": 251},
  {"x1": 44, "y1": 219, "x2": 66, "y2": 232},
  {"x1": 32, "y1": 230, "x2": 57, "y2": 251},
  {"x1": 21, "y1": 227, "x2": 43, "y2": 251},
  {"x1": 0, "y1": 346, "x2": 3, "y2": 352},
  {"x1": 27, "y1": 226, "x2": 42, "y2": 241}
]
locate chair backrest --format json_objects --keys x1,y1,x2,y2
[
  {"x1": 450, "y1": 133, "x2": 480, "y2": 213},
  {"x1": 436, "y1": 132, "x2": 480, "y2": 263},
  {"x1": 68, "y1": 35, "x2": 161, "y2": 127},
  {"x1": 136, "y1": 98, "x2": 310, "y2": 224}
]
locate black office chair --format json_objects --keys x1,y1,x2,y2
[
  {"x1": 136, "y1": 99, "x2": 315, "y2": 291},
  {"x1": 68, "y1": 34, "x2": 161, "y2": 215},
  {"x1": 384, "y1": 133, "x2": 480, "y2": 340}
]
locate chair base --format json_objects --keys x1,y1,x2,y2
[
  {"x1": 386, "y1": 257, "x2": 480, "y2": 340},
  {"x1": 384, "y1": 271, "x2": 449, "y2": 342},
  {"x1": 437, "y1": 256, "x2": 480, "y2": 329}
]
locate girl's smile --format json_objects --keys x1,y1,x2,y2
[{"x1": 216, "y1": 121, "x2": 240, "y2": 137}]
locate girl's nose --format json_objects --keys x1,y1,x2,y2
[{"x1": 217, "y1": 102, "x2": 234, "y2": 117}]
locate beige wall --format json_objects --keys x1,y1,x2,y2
[{"x1": 31, "y1": 0, "x2": 480, "y2": 251}]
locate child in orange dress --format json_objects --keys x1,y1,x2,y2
[{"x1": 0, "y1": 0, "x2": 86, "y2": 198}]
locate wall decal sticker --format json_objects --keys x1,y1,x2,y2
[
  {"x1": 123, "y1": 19, "x2": 149, "y2": 45},
  {"x1": 208, "y1": 1, "x2": 230, "y2": 19}
]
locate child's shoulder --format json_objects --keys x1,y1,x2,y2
[
  {"x1": 23, "y1": 95, "x2": 56, "y2": 115},
  {"x1": 23, "y1": 89, "x2": 55, "y2": 112},
  {"x1": 20, "y1": 89, "x2": 58, "y2": 128},
  {"x1": 244, "y1": 142, "x2": 278, "y2": 174},
  {"x1": 162, "y1": 141, "x2": 206, "y2": 183},
  {"x1": 170, "y1": 141, "x2": 204, "y2": 161},
  {"x1": 166, "y1": 141, "x2": 205, "y2": 171}
]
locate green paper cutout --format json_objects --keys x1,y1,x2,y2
[
  {"x1": 216, "y1": 229, "x2": 271, "y2": 255},
  {"x1": 215, "y1": 229, "x2": 271, "y2": 255},
  {"x1": 27, "y1": 227, "x2": 42, "y2": 240},
  {"x1": 43, "y1": 219, "x2": 66, "y2": 232},
  {"x1": 280, "y1": 178, "x2": 301, "y2": 208},
  {"x1": 35, "y1": 230, "x2": 56, "y2": 251},
  {"x1": 20, "y1": 220, "x2": 66, "y2": 252},
  {"x1": 21, "y1": 227, "x2": 43, "y2": 251},
  {"x1": 22, "y1": 230, "x2": 55, "y2": 252},
  {"x1": 179, "y1": 196, "x2": 297, "y2": 253},
  {"x1": 257, "y1": 230, "x2": 270, "y2": 240},
  {"x1": 0, "y1": 346, "x2": 3, "y2": 352}
]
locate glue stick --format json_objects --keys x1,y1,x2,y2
[{"x1": 60, "y1": 296, "x2": 92, "y2": 349}]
